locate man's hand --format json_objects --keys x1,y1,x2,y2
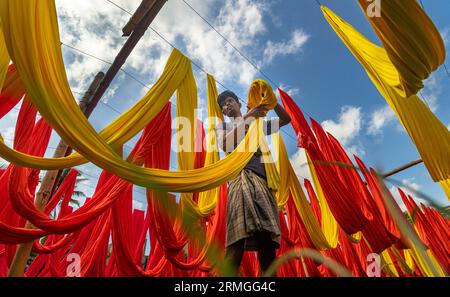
[{"x1": 244, "y1": 106, "x2": 268, "y2": 121}]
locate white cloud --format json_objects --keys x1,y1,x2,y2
[
  {"x1": 441, "y1": 27, "x2": 450, "y2": 47},
  {"x1": 321, "y1": 106, "x2": 362, "y2": 147},
  {"x1": 389, "y1": 178, "x2": 429, "y2": 212},
  {"x1": 279, "y1": 83, "x2": 300, "y2": 97},
  {"x1": 367, "y1": 105, "x2": 396, "y2": 135},
  {"x1": 132, "y1": 199, "x2": 145, "y2": 211},
  {"x1": 263, "y1": 29, "x2": 309, "y2": 63},
  {"x1": 289, "y1": 148, "x2": 312, "y2": 182},
  {"x1": 56, "y1": 0, "x2": 135, "y2": 95},
  {"x1": 3, "y1": 126, "x2": 15, "y2": 147},
  {"x1": 420, "y1": 72, "x2": 441, "y2": 112},
  {"x1": 321, "y1": 106, "x2": 364, "y2": 155},
  {"x1": 55, "y1": 0, "x2": 309, "y2": 100}
]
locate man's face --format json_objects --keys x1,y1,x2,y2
[{"x1": 221, "y1": 97, "x2": 241, "y2": 118}]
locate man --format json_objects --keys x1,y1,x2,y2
[{"x1": 215, "y1": 90, "x2": 291, "y2": 276}]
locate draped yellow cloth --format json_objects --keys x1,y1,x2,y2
[
  {"x1": 380, "y1": 249, "x2": 399, "y2": 277},
  {"x1": 273, "y1": 133, "x2": 336, "y2": 250},
  {"x1": 322, "y1": 6, "x2": 450, "y2": 200},
  {"x1": 439, "y1": 180, "x2": 450, "y2": 199},
  {"x1": 0, "y1": 0, "x2": 280, "y2": 193},
  {"x1": 182, "y1": 75, "x2": 222, "y2": 217},
  {"x1": 175, "y1": 63, "x2": 197, "y2": 215},
  {"x1": 247, "y1": 79, "x2": 278, "y2": 114},
  {"x1": 0, "y1": 49, "x2": 192, "y2": 169},
  {"x1": 0, "y1": 20, "x2": 9, "y2": 91},
  {"x1": 306, "y1": 152, "x2": 339, "y2": 247},
  {"x1": 357, "y1": 0, "x2": 446, "y2": 97},
  {"x1": 410, "y1": 245, "x2": 446, "y2": 277}
]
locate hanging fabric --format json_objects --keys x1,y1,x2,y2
[
  {"x1": 0, "y1": 20, "x2": 9, "y2": 91},
  {"x1": 356, "y1": 0, "x2": 446, "y2": 97},
  {"x1": 321, "y1": 6, "x2": 450, "y2": 199}
]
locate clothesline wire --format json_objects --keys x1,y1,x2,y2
[
  {"x1": 64, "y1": 39, "x2": 300, "y2": 143},
  {"x1": 61, "y1": 1, "x2": 301, "y2": 144},
  {"x1": 181, "y1": 0, "x2": 278, "y2": 88},
  {"x1": 104, "y1": 0, "x2": 300, "y2": 144}
]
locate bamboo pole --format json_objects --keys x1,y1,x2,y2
[
  {"x1": 382, "y1": 159, "x2": 423, "y2": 179},
  {"x1": 8, "y1": 0, "x2": 167, "y2": 277}
]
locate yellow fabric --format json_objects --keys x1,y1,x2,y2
[
  {"x1": 439, "y1": 179, "x2": 450, "y2": 200},
  {"x1": 357, "y1": 0, "x2": 446, "y2": 97},
  {"x1": 183, "y1": 75, "x2": 222, "y2": 217},
  {"x1": 0, "y1": 48, "x2": 192, "y2": 169},
  {"x1": 0, "y1": 20, "x2": 9, "y2": 91},
  {"x1": 176, "y1": 66, "x2": 197, "y2": 215},
  {"x1": 274, "y1": 133, "x2": 335, "y2": 250},
  {"x1": 306, "y1": 152, "x2": 339, "y2": 248},
  {"x1": 347, "y1": 231, "x2": 362, "y2": 244},
  {"x1": 247, "y1": 79, "x2": 278, "y2": 114},
  {"x1": 403, "y1": 249, "x2": 415, "y2": 272},
  {"x1": 245, "y1": 79, "x2": 280, "y2": 191},
  {"x1": 390, "y1": 246, "x2": 415, "y2": 275},
  {"x1": 259, "y1": 130, "x2": 280, "y2": 191},
  {"x1": 322, "y1": 6, "x2": 450, "y2": 197},
  {"x1": 0, "y1": 0, "x2": 279, "y2": 193},
  {"x1": 380, "y1": 249, "x2": 399, "y2": 277},
  {"x1": 409, "y1": 244, "x2": 446, "y2": 277},
  {"x1": 272, "y1": 132, "x2": 290, "y2": 208}
]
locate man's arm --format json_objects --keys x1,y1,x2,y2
[
  {"x1": 263, "y1": 104, "x2": 292, "y2": 136},
  {"x1": 273, "y1": 103, "x2": 291, "y2": 128}
]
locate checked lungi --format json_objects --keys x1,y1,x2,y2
[{"x1": 225, "y1": 169, "x2": 281, "y2": 251}]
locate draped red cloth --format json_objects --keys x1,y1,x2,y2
[
  {"x1": 0, "y1": 98, "x2": 51, "y2": 275},
  {"x1": 278, "y1": 88, "x2": 370, "y2": 235},
  {"x1": 312, "y1": 128, "x2": 399, "y2": 253},
  {"x1": 0, "y1": 104, "x2": 173, "y2": 244},
  {"x1": 399, "y1": 189, "x2": 449, "y2": 273},
  {"x1": 1, "y1": 75, "x2": 448, "y2": 277}
]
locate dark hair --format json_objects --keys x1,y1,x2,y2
[{"x1": 217, "y1": 90, "x2": 239, "y2": 108}]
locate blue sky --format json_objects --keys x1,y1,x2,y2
[{"x1": 2, "y1": 0, "x2": 449, "y2": 210}]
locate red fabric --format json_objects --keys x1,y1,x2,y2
[
  {"x1": 0, "y1": 103, "x2": 171, "y2": 243},
  {"x1": 279, "y1": 88, "x2": 370, "y2": 234},
  {"x1": 315, "y1": 129, "x2": 396, "y2": 254},
  {"x1": 399, "y1": 189, "x2": 449, "y2": 272},
  {"x1": 277, "y1": 209, "x2": 301, "y2": 277},
  {"x1": 0, "y1": 99, "x2": 51, "y2": 275},
  {"x1": 0, "y1": 65, "x2": 26, "y2": 119},
  {"x1": 354, "y1": 156, "x2": 401, "y2": 241},
  {"x1": 304, "y1": 179, "x2": 322, "y2": 224}
]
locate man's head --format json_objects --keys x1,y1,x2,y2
[{"x1": 218, "y1": 90, "x2": 242, "y2": 118}]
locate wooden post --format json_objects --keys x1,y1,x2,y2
[
  {"x1": 84, "y1": 0, "x2": 167, "y2": 116},
  {"x1": 122, "y1": 0, "x2": 156, "y2": 37},
  {"x1": 8, "y1": 0, "x2": 167, "y2": 277}
]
